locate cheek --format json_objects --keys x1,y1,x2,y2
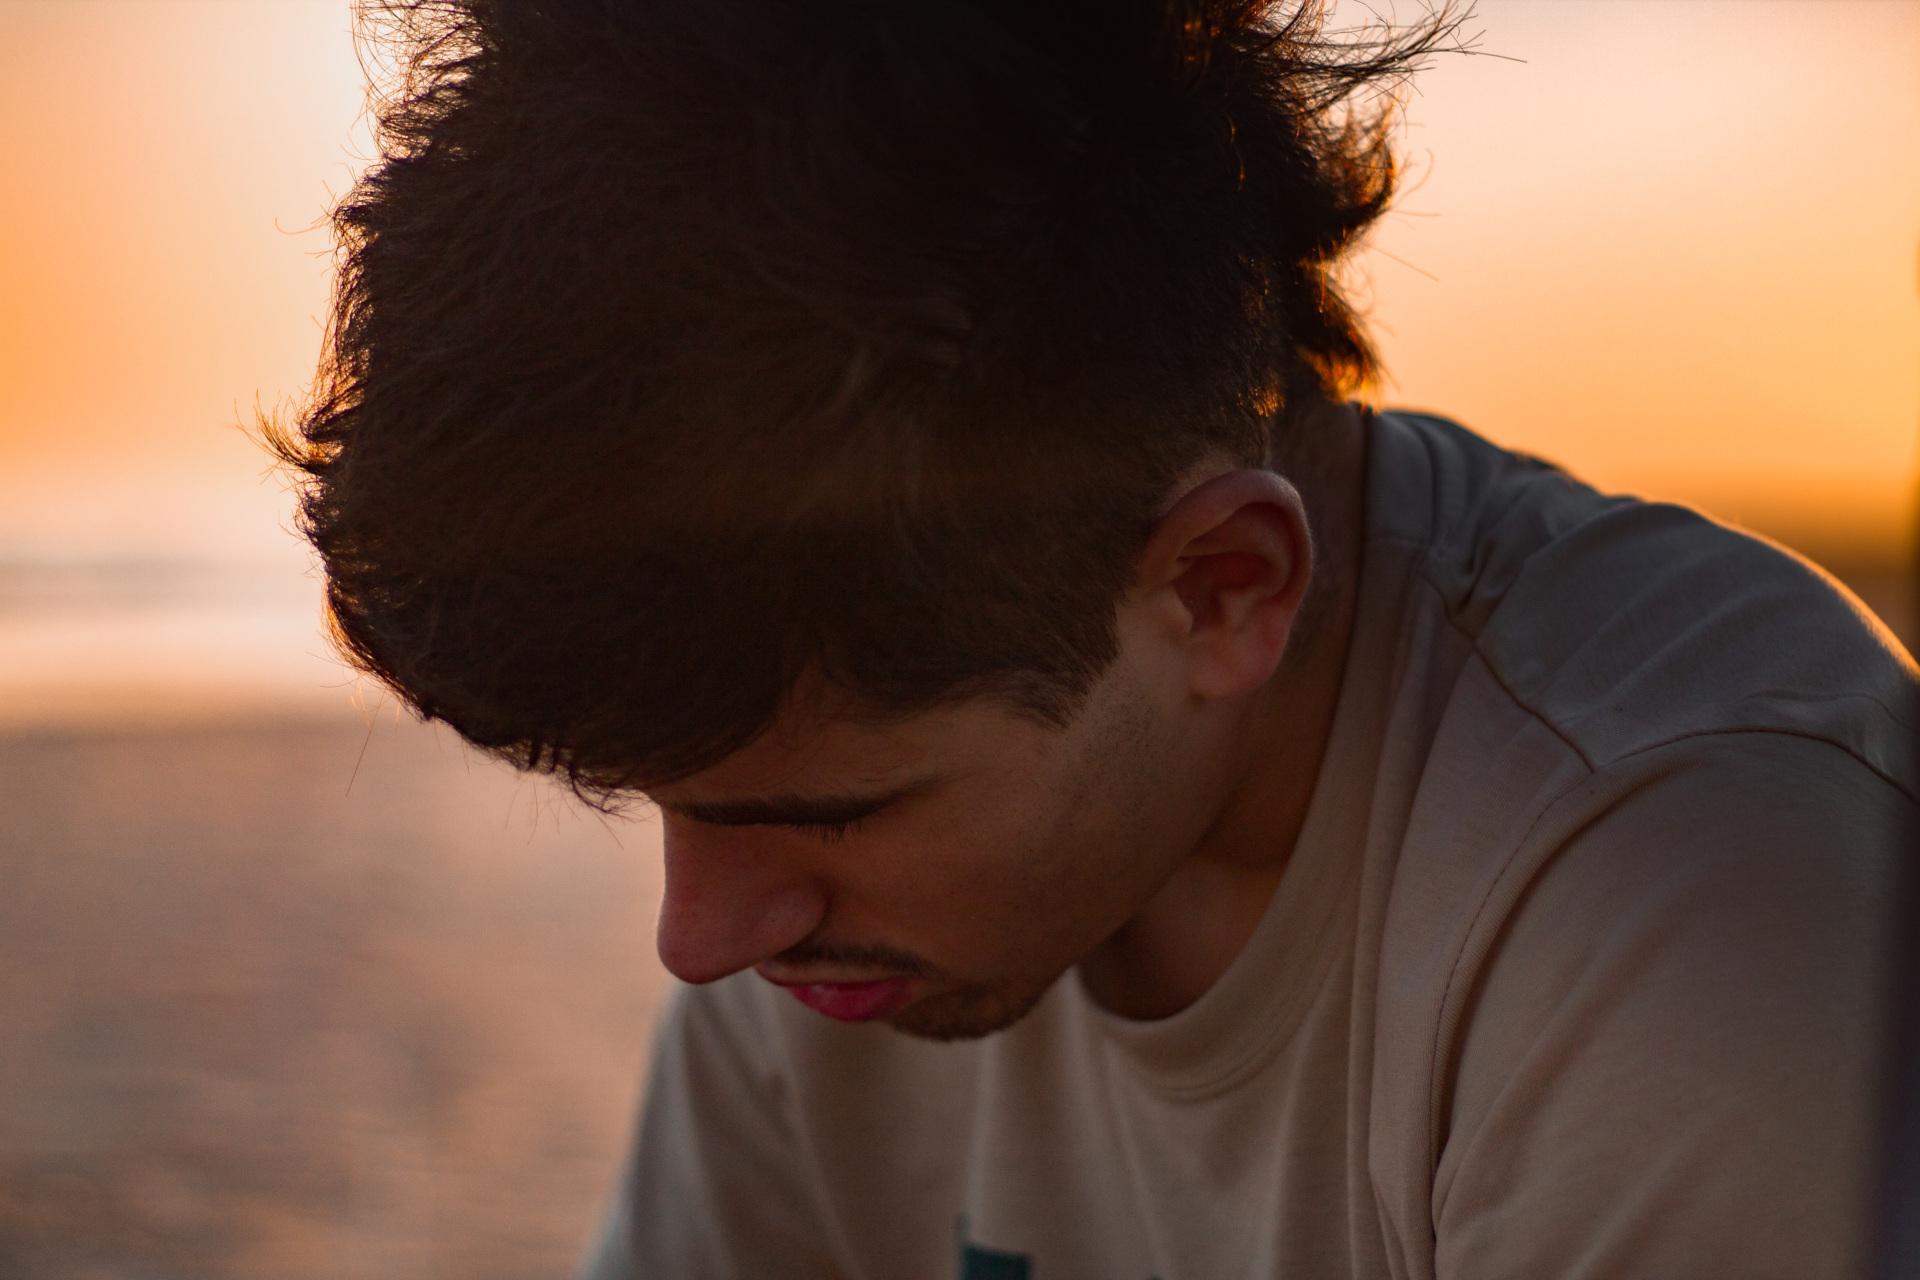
[
  {"x1": 865, "y1": 766, "x2": 1168, "y2": 981},
  {"x1": 974, "y1": 701, "x2": 1204, "y2": 965}
]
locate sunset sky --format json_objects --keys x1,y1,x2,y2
[{"x1": 2, "y1": 0, "x2": 1916, "y2": 567}]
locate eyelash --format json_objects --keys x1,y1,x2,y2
[{"x1": 784, "y1": 818, "x2": 868, "y2": 842}]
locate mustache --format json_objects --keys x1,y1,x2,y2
[{"x1": 770, "y1": 937, "x2": 937, "y2": 980}]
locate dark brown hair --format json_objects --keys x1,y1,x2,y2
[{"x1": 271, "y1": 0, "x2": 1456, "y2": 795}]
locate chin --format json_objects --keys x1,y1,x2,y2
[{"x1": 882, "y1": 976, "x2": 1055, "y2": 1042}]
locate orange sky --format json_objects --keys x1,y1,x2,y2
[
  {"x1": 0, "y1": 0, "x2": 367, "y2": 561},
  {"x1": 2, "y1": 0, "x2": 1916, "y2": 565},
  {"x1": 1353, "y1": 0, "x2": 1920, "y2": 565}
]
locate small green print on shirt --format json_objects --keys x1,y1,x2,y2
[
  {"x1": 958, "y1": 1239, "x2": 1030, "y2": 1280},
  {"x1": 959, "y1": 1224, "x2": 1164, "y2": 1280}
]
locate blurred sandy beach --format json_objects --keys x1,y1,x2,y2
[{"x1": 0, "y1": 668, "x2": 668, "y2": 1277}]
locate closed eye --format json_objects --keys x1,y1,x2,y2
[{"x1": 661, "y1": 784, "x2": 929, "y2": 834}]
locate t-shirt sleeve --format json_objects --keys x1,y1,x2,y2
[
  {"x1": 1432, "y1": 731, "x2": 1907, "y2": 1280},
  {"x1": 579, "y1": 979, "x2": 850, "y2": 1280}
]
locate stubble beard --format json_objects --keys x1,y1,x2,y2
[{"x1": 882, "y1": 971, "x2": 1060, "y2": 1042}]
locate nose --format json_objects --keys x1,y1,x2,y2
[{"x1": 655, "y1": 818, "x2": 828, "y2": 985}]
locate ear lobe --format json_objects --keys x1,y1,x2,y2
[{"x1": 1145, "y1": 470, "x2": 1313, "y2": 700}]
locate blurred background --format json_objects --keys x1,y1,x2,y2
[{"x1": 1, "y1": 1, "x2": 1914, "y2": 1275}]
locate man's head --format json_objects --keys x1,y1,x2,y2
[
  {"x1": 651, "y1": 463, "x2": 1318, "y2": 1038},
  {"x1": 273, "y1": 0, "x2": 1443, "y2": 1034}
]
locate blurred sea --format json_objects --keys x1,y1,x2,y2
[
  {"x1": 0, "y1": 558, "x2": 340, "y2": 730},
  {"x1": 0, "y1": 548, "x2": 1909, "y2": 1276}
]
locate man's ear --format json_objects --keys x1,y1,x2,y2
[{"x1": 1132, "y1": 468, "x2": 1313, "y2": 701}]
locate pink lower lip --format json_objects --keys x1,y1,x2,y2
[{"x1": 780, "y1": 977, "x2": 916, "y2": 1022}]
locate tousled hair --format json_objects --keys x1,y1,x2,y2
[{"x1": 270, "y1": 0, "x2": 1459, "y2": 797}]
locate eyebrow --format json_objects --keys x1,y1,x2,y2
[{"x1": 662, "y1": 784, "x2": 921, "y2": 829}]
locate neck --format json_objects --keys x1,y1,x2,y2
[{"x1": 1077, "y1": 399, "x2": 1370, "y2": 1020}]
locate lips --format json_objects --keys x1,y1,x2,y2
[{"x1": 777, "y1": 976, "x2": 916, "y2": 1022}]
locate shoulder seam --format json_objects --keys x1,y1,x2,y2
[
  {"x1": 1603, "y1": 724, "x2": 1919, "y2": 806},
  {"x1": 1423, "y1": 760, "x2": 1597, "y2": 1166},
  {"x1": 1420, "y1": 561, "x2": 1914, "y2": 803},
  {"x1": 1411, "y1": 567, "x2": 1598, "y2": 772}
]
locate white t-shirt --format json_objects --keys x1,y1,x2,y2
[{"x1": 585, "y1": 411, "x2": 1916, "y2": 1280}]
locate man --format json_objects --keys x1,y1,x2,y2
[{"x1": 273, "y1": 0, "x2": 1915, "y2": 1275}]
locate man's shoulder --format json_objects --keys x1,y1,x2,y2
[
  {"x1": 1363, "y1": 407, "x2": 1915, "y2": 1093},
  {"x1": 1361, "y1": 416, "x2": 1913, "y2": 1250},
  {"x1": 1373, "y1": 408, "x2": 1915, "y2": 791}
]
